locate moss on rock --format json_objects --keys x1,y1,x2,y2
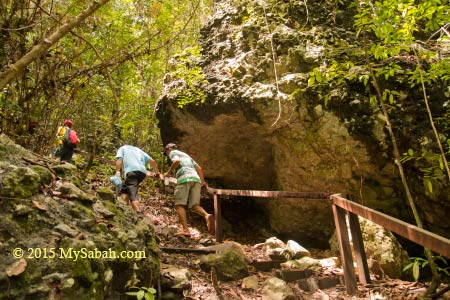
[{"x1": 0, "y1": 137, "x2": 160, "y2": 300}]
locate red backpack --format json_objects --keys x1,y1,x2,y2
[{"x1": 64, "y1": 128, "x2": 78, "y2": 146}]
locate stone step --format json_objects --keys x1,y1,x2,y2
[
  {"x1": 249, "y1": 260, "x2": 283, "y2": 271},
  {"x1": 297, "y1": 275, "x2": 344, "y2": 292},
  {"x1": 274, "y1": 269, "x2": 313, "y2": 282}
]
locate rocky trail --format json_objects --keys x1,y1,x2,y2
[
  {"x1": 0, "y1": 133, "x2": 448, "y2": 300},
  {"x1": 137, "y1": 185, "x2": 447, "y2": 300}
]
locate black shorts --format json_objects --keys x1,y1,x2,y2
[
  {"x1": 59, "y1": 143, "x2": 75, "y2": 162},
  {"x1": 119, "y1": 171, "x2": 146, "y2": 201}
]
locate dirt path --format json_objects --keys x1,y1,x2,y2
[{"x1": 136, "y1": 186, "x2": 448, "y2": 300}]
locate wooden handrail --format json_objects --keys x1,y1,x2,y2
[
  {"x1": 207, "y1": 187, "x2": 331, "y2": 199},
  {"x1": 157, "y1": 181, "x2": 450, "y2": 295},
  {"x1": 331, "y1": 194, "x2": 450, "y2": 259},
  {"x1": 205, "y1": 187, "x2": 331, "y2": 244}
]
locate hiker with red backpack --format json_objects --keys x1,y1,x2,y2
[{"x1": 54, "y1": 119, "x2": 79, "y2": 162}]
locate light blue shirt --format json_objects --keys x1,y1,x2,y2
[{"x1": 115, "y1": 145, "x2": 151, "y2": 176}]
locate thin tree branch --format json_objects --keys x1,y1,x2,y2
[
  {"x1": 412, "y1": 47, "x2": 450, "y2": 182},
  {"x1": 0, "y1": 0, "x2": 111, "y2": 90}
]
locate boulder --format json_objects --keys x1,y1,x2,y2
[
  {"x1": 285, "y1": 240, "x2": 310, "y2": 259},
  {"x1": 359, "y1": 218, "x2": 409, "y2": 279},
  {"x1": 264, "y1": 237, "x2": 309, "y2": 261},
  {"x1": 329, "y1": 218, "x2": 409, "y2": 279},
  {"x1": 281, "y1": 257, "x2": 321, "y2": 271},
  {"x1": 261, "y1": 277, "x2": 295, "y2": 300},
  {"x1": 161, "y1": 265, "x2": 192, "y2": 291},
  {"x1": 199, "y1": 248, "x2": 249, "y2": 281},
  {"x1": 242, "y1": 275, "x2": 258, "y2": 290}
]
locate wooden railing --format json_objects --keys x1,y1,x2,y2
[
  {"x1": 203, "y1": 187, "x2": 450, "y2": 295},
  {"x1": 330, "y1": 194, "x2": 450, "y2": 294},
  {"x1": 206, "y1": 187, "x2": 331, "y2": 242}
]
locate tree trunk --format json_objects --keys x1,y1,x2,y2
[
  {"x1": 369, "y1": 66, "x2": 440, "y2": 294},
  {"x1": 0, "y1": 0, "x2": 111, "y2": 90}
]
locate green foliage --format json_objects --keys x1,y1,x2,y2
[
  {"x1": 308, "y1": 61, "x2": 357, "y2": 107},
  {"x1": 400, "y1": 144, "x2": 449, "y2": 194},
  {"x1": 0, "y1": 0, "x2": 213, "y2": 155},
  {"x1": 169, "y1": 46, "x2": 208, "y2": 108},
  {"x1": 307, "y1": 0, "x2": 450, "y2": 192},
  {"x1": 126, "y1": 286, "x2": 156, "y2": 300},
  {"x1": 403, "y1": 255, "x2": 450, "y2": 281}
]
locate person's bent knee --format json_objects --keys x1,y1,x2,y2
[{"x1": 188, "y1": 204, "x2": 199, "y2": 211}]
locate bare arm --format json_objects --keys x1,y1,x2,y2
[
  {"x1": 164, "y1": 160, "x2": 180, "y2": 177},
  {"x1": 146, "y1": 159, "x2": 161, "y2": 178},
  {"x1": 195, "y1": 164, "x2": 206, "y2": 186},
  {"x1": 148, "y1": 159, "x2": 160, "y2": 173},
  {"x1": 115, "y1": 158, "x2": 123, "y2": 175}
]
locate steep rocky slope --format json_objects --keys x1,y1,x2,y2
[{"x1": 0, "y1": 134, "x2": 159, "y2": 300}]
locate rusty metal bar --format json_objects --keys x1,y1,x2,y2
[
  {"x1": 331, "y1": 194, "x2": 450, "y2": 259},
  {"x1": 214, "y1": 194, "x2": 223, "y2": 243},
  {"x1": 332, "y1": 204, "x2": 357, "y2": 295},
  {"x1": 348, "y1": 212, "x2": 371, "y2": 285},
  {"x1": 207, "y1": 188, "x2": 330, "y2": 199}
]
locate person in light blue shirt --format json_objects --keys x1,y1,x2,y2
[{"x1": 115, "y1": 145, "x2": 160, "y2": 213}]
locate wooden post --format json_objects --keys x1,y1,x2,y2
[
  {"x1": 332, "y1": 204, "x2": 357, "y2": 295},
  {"x1": 214, "y1": 194, "x2": 223, "y2": 243},
  {"x1": 348, "y1": 212, "x2": 371, "y2": 284}
]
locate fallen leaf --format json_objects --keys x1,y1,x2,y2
[
  {"x1": 31, "y1": 200, "x2": 48, "y2": 211},
  {"x1": 6, "y1": 258, "x2": 27, "y2": 277}
]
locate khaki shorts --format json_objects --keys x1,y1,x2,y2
[{"x1": 174, "y1": 181, "x2": 201, "y2": 209}]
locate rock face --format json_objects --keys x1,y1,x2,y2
[
  {"x1": 329, "y1": 218, "x2": 409, "y2": 279},
  {"x1": 156, "y1": 0, "x2": 450, "y2": 246},
  {"x1": 359, "y1": 219, "x2": 409, "y2": 279},
  {"x1": 199, "y1": 247, "x2": 249, "y2": 281},
  {"x1": 0, "y1": 134, "x2": 159, "y2": 300}
]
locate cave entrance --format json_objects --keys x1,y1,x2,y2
[
  {"x1": 200, "y1": 194, "x2": 271, "y2": 245},
  {"x1": 202, "y1": 188, "x2": 332, "y2": 247}
]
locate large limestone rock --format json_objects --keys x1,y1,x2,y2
[
  {"x1": 0, "y1": 134, "x2": 160, "y2": 300},
  {"x1": 359, "y1": 218, "x2": 410, "y2": 279},
  {"x1": 156, "y1": 0, "x2": 450, "y2": 246},
  {"x1": 329, "y1": 218, "x2": 409, "y2": 279}
]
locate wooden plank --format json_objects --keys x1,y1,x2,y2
[
  {"x1": 214, "y1": 194, "x2": 223, "y2": 243},
  {"x1": 207, "y1": 188, "x2": 330, "y2": 199},
  {"x1": 348, "y1": 212, "x2": 371, "y2": 284},
  {"x1": 332, "y1": 204, "x2": 357, "y2": 295},
  {"x1": 331, "y1": 195, "x2": 450, "y2": 259}
]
